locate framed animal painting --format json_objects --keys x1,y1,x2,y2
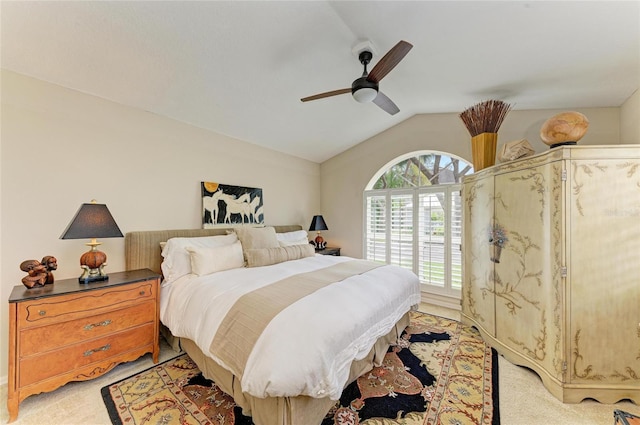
[{"x1": 201, "y1": 182, "x2": 264, "y2": 228}]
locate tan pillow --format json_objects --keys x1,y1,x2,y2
[
  {"x1": 244, "y1": 244, "x2": 315, "y2": 268},
  {"x1": 233, "y1": 226, "x2": 279, "y2": 250},
  {"x1": 185, "y1": 241, "x2": 245, "y2": 276}
]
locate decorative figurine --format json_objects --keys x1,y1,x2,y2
[
  {"x1": 20, "y1": 260, "x2": 48, "y2": 288},
  {"x1": 41, "y1": 255, "x2": 57, "y2": 284},
  {"x1": 497, "y1": 139, "x2": 535, "y2": 162}
]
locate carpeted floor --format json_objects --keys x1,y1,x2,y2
[{"x1": 101, "y1": 311, "x2": 499, "y2": 425}]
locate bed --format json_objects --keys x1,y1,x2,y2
[{"x1": 125, "y1": 225, "x2": 421, "y2": 425}]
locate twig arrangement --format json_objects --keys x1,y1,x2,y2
[{"x1": 459, "y1": 100, "x2": 512, "y2": 137}]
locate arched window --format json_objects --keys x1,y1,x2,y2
[{"x1": 363, "y1": 151, "x2": 473, "y2": 297}]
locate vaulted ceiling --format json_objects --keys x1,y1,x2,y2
[{"x1": 2, "y1": 1, "x2": 638, "y2": 162}]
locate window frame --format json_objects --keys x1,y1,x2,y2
[{"x1": 362, "y1": 151, "x2": 471, "y2": 299}]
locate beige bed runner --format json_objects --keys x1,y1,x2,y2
[{"x1": 209, "y1": 260, "x2": 382, "y2": 379}]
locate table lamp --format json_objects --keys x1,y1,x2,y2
[
  {"x1": 60, "y1": 200, "x2": 123, "y2": 283},
  {"x1": 309, "y1": 215, "x2": 328, "y2": 250}
]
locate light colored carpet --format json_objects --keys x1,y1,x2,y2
[{"x1": 1, "y1": 303, "x2": 638, "y2": 425}]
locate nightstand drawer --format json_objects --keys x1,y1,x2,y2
[
  {"x1": 19, "y1": 301, "x2": 156, "y2": 356},
  {"x1": 17, "y1": 281, "x2": 155, "y2": 328},
  {"x1": 19, "y1": 323, "x2": 154, "y2": 387}
]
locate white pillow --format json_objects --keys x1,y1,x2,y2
[
  {"x1": 186, "y1": 241, "x2": 244, "y2": 276},
  {"x1": 276, "y1": 230, "x2": 309, "y2": 247},
  {"x1": 161, "y1": 233, "x2": 238, "y2": 284},
  {"x1": 278, "y1": 238, "x2": 310, "y2": 247}
]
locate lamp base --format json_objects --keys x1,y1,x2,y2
[
  {"x1": 79, "y1": 245, "x2": 109, "y2": 284},
  {"x1": 313, "y1": 234, "x2": 327, "y2": 250},
  {"x1": 78, "y1": 273, "x2": 109, "y2": 284}
]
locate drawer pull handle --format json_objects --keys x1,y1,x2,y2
[
  {"x1": 84, "y1": 319, "x2": 112, "y2": 331},
  {"x1": 84, "y1": 344, "x2": 111, "y2": 357},
  {"x1": 39, "y1": 310, "x2": 46, "y2": 316},
  {"x1": 139, "y1": 290, "x2": 145, "y2": 296}
]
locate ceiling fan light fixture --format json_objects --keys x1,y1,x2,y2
[
  {"x1": 301, "y1": 40, "x2": 412, "y2": 114},
  {"x1": 352, "y1": 87, "x2": 378, "y2": 103}
]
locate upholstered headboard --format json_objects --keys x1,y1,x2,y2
[{"x1": 125, "y1": 225, "x2": 303, "y2": 274}]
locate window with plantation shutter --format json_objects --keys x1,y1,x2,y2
[
  {"x1": 364, "y1": 151, "x2": 472, "y2": 298},
  {"x1": 365, "y1": 195, "x2": 386, "y2": 262},
  {"x1": 450, "y1": 189, "x2": 463, "y2": 290},
  {"x1": 418, "y1": 189, "x2": 446, "y2": 286},
  {"x1": 389, "y1": 192, "x2": 413, "y2": 271}
]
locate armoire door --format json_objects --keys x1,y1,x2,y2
[
  {"x1": 493, "y1": 158, "x2": 565, "y2": 382},
  {"x1": 567, "y1": 157, "x2": 640, "y2": 389},
  {"x1": 462, "y1": 173, "x2": 496, "y2": 337}
]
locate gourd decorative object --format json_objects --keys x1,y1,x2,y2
[
  {"x1": 540, "y1": 111, "x2": 589, "y2": 148},
  {"x1": 459, "y1": 100, "x2": 513, "y2": 171}
]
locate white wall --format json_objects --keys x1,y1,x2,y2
[
  {"x1": 621, "y1": 89, "x2": 640, "y2": 144},
  {"x1": 320, "y1": 107, "x2": 623, "y2": 259},
  {"x1": 0, "y1": 70, "x2": 321, "y2": 380}
]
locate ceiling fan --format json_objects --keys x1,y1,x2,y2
[{"x1": 301, "y1": 40, "x2": 413, "y2": 115}]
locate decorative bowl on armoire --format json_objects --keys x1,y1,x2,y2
[{"x1": 540, "y1": 111, "x2": 589, "y2": 148}]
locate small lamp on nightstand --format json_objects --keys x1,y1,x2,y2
[
  {"x1": 60, "y1": 200, "x2": 123, "y2": 283},
  {"x1": 309, "y1": 215, "x2": 328, "y2": 250}
]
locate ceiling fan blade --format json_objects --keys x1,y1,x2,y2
[
  {"x1": 367, "y1": 40, "x2": 413, "y2": 84},
  {"x1": 301, "y1": 88, "x2": 351, "y2": 102},
  {"x1": 373, "y1": 91, "x2": 400, "y2": 115}
]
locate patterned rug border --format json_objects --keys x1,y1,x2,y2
[
  {"x1": 491, "y1": 346, "x2": 500, "y2": 424},
  {"x1": 410, "y1": 310, "x2": 500, "y2": 424},
  {"x1": 100, "y1": 353, "x2": 186, "y2": 425},
  {"x1": 101, "y1": 312, "x2": 500, "y2": 425}
]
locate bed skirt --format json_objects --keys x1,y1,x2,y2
[{"x1": 174, "y1": 311, "x2": 410, "y2": 425}]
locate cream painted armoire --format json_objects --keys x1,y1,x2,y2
[{"x1": 461, "y1": 145, "x2": 640, "y2": 404}]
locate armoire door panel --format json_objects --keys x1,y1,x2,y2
[
  {"x1": 462, "y1": 175, "x2": 496, "y2": 337},
  {"x1": 568, "y1": 158, "x2": 640, "y2": 385},
  {"x1": 493, "y1": 160, "x2": 564, "y2": 380}
]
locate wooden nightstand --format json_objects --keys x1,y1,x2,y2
[
  {"x1": 316, "y1": 246, "x2": 341, "y2": 256},
  {"x1": 7, "y1": 269, "x2": 161, "y2": 423}
]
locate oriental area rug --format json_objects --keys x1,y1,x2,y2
[{"x1": 101, "y1": 311, "x2": 499, "y2": 425}]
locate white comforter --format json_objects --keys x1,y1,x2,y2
[{"x1": 160, "y1": 255, "x2": 421, "y2": 400}]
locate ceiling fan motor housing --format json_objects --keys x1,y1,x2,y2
[
  {"x1": 352, "y1": 51, "x2": 379, "y2": 102},
  {"x1": 352, "y1": 76, "x2": 378, "y2": 93},
  {"x1": 351, "y1": 77, "x2": 378, "y2": 102}
]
